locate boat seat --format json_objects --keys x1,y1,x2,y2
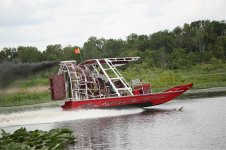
[
  {"x1": 131, "y1": 79, "x2": 152, "y2": 94},
  {"x1": 131, "y1": 79, "x2": 142, "y2": 87}
]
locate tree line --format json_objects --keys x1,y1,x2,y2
[{"x1": 0, "y1": 20, "x2": 225, "y2": 69}]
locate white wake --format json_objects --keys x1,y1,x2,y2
[{"x1": 0, "y1": 108, "x2": 144, "y2": 128}]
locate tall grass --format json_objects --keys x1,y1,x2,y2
[
  {"x1": 0, "y1": 92, "x2": 50, "y2": 107},
  {"x1": 122, "y1": 66, "x2": 226, "y2": 92}
]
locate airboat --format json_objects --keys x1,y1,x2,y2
[{"x1": 49, "y1": 57, "x2": 193, "y2": 110}]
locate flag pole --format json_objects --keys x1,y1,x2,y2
[
  {"x1": 74, "y1": 47, "x2": 82, "y2": 62},
  {"x1": 79, "y1": 52, "x2": 82, "y2": 62}
]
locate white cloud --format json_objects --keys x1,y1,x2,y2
[{"x1": 0, "y1": 0, "x2": 225, "y2": 50}]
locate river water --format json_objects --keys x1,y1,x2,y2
[{"x1": 0, "y1": 96, "x2": 225, "y2": 150}]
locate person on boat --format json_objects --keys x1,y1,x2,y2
[
  {"x1": 96, "y1": 70, "x2": 105, "y2": 88},
  {"x1": 108, "y1": 81, "x2": 115, "y2": 94}
]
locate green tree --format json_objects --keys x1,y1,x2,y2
[
  {"x1": 173, "y1": 26, "x2": 183, "y2": 48},
  {"x1": 102, "y1": 39, "x2": 126, "y2": 57},
  {"x1": 42, "y1": 44, "x2": 63, "y2": 61},
  {"x1": 17, "y1": 46, "x2": 41, "y2": 62},
  {"x1": 82, "y1": 37, "x2": 104, "y2": 59},
  {"x1": 150, "y1": 47, "x2": 169, "y2": 69},
  {"x1": 0, "y1": 47, "x2": 17, "y2": 62},
  {"x1": 169, "y1": 48, "x2": 191, "y2": 69},
  {"x1": 126, "y1": 33, "x2": 150, "y2": 51},
  {"x1": 149, "y1": 30, "x2": 174, "y2": 53}
]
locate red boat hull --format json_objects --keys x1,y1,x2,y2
[{"x1": 61, "y1": 83, "x2": 193, "y2": 110}]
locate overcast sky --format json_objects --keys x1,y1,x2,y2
[{"x1": 0, "y1": 0, "x2": 225, "y2": 50}]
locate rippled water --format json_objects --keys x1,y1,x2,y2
[{"x1": 1, "y1": 97, "x2": 226, "y2": 150}]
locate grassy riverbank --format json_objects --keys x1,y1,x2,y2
[
  {"x1": 0, "y1": 65, "x2": 226, "y2": 107},
  {"x1": 0, "y1": 73, "x2": 51, "y2": 107},
  {"x1": 123, "y1": 65, "x2": 226, "y2": 92},
  {"x1": 0, "y1": 91, "x2": 50, "y2": 107}
]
